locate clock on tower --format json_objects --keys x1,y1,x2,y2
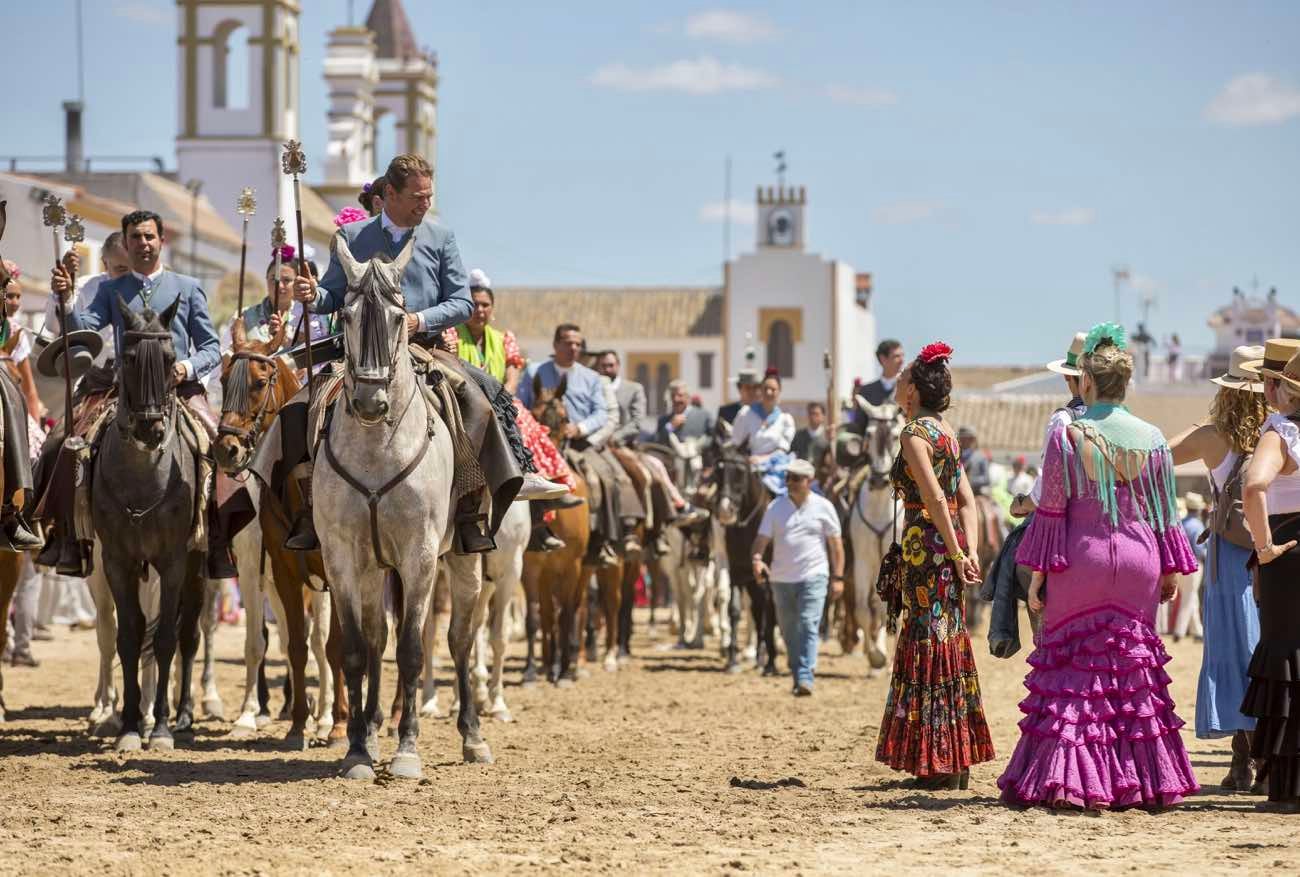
[{"x1": 756, "y1": 185, "x2": 806, "y2": 250}]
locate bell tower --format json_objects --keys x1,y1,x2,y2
[
  {"x1": 175, "y1": 0, "x2": 299, "y2": 260},
  {"x1": 756, "y1": 185, "x2": 806, "y2": 250}
]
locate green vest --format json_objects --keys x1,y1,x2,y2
[{"x1": 457, "y1": 324, "x2": 507, "y2": 382}]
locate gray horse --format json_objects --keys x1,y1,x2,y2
[
  {"x1": 315, "y1": 232, "x2": 490, "y2": 781},
  {"x1": 94, "y1": 296, "x2": 206, "y2": 752}
]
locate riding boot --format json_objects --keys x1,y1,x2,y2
[
  {"x1": 454, "y1": 493, "x2": 495, "y2": 555},
  {"x1": 621, "y1": 517, "x2": 643, "y2": 555},
  {"x1": 527, "y1": 524, "x2": 565, "y2": 552},
  {"x1": 284, "y1": 471, "x2": 320, "y2": 551},
  {"x1": 1, "y1": 505, "x2": 43, "y2": 551}
]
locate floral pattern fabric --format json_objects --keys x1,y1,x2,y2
[{"x1": 875, "y1": 418, "x2": 995, "y2": 777}]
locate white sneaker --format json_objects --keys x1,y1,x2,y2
[{"x1": 516, "y1": 473, "x2": 569, "y2": 501}]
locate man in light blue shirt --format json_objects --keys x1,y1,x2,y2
[{"x1": 518, "y1": 324, "x2": 644, "y2": 565}]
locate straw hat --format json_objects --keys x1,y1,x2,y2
[
  {"x1": 1046, "y1": 332, "x2": 1086, "y2": 376},
  {"x1": 1262, "y1": 350, "x2": 1300, "y2": 396},
  {"x1": 1184, "y1": 492, "x2": 1206, "y2": 513},
  {"x1": 1240, "y1": 338, "x2": 1300, "y2": 377},
  {"x1": 1211, "y1": 345, "x2": 1265, "y2": 393}
]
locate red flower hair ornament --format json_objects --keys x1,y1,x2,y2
[{"x1": 919, "y1": 342, "x2": 954, "y2": 364}]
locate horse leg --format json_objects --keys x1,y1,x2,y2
[
  {"x1": 472, "y1": 586, "x2": 493, "y2": 711},
  {"x1": 724, "y1": 578, "x2": 743, "y2": 673},
  {"x1": 487, "y1": 572, "x2": 513, "y2": 721},
  {"x1": 266, "y1": 553, "x2": 310, "y2": 750},
  {"x1": 363, "y1": 578, "x2": 388, "y2": 759},
  {"x1": 443, "y1": 552, "x2": 492, "y2": 763},
  {"x1": 557, "y1": 558, "x2": 584, "y2": 687},
  {"x1": 526, "y1": 564, "x2": 549, "y2": 685},
  {"x1": 88, "y1": 547, "x2": 122, "y2": 736},
  {"x1": 327, "y1": 599, "x2": 349, "y2": 747},
  {"x1": 309, "y1": 586, "x2": 334, "y2": 741},
  {"x1": 617, "y1": 558, "x2": 635, "y2": 659},
  {"x1": 715, "y1": 559, "x2": 732, "y2": 659},
  {"x1": 102, "y1": 549, "x2": 145, "y2": 752},
  {"x1": 199, "y1": 576, "x2": 224, "y2": 720},
  {"x1": 229, "y1": 560, "x2": 267, "y2": 738},
  {"x1": 390, "y1": 565, "x2": 432, "y2": 780},
  {"x1": 173, "y1": 554, "x2": 205, "y2": 736},
  {"x1": 600, "y1": 564, "x2": 621, "y2": 672},
  {"x1": 335, "y1": 583, "x2": 374, "y2": 780},
  {"x1": 761, "y1": 583, "x2": 780, "y2": 676},
  {"x1": 146, "y1": 555, "x2": 185, "y2": 751},
  {"x1": 420, "y1": 566, "x2": 449, "y2": 717}
]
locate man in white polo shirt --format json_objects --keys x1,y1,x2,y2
[{"x1": 751, "y1": 458, "x2": 845, "y2": 696}]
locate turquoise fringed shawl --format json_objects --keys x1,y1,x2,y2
[{"x1": 1062, "y1": 403, "x2": 1180, "y2": 530}]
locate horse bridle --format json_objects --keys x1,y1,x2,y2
[
  {"x1": 217, "y1": 350, "x2": 280, "y2": 471},
  {"x1": 718, "y1": 455, "x2": 764, "y2": 529},
  {"x1": 342, "y1": 285, "x2": 405, "y2": 422},
  {"x1": 117, "y1": 329, "x2": 177, "y2": 444}
]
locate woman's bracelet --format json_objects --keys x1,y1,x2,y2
[{"x1": 950, "y1": 549, "x2": 968, "y2": 565}]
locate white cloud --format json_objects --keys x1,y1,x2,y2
[
  {"x1": 824, "y1": 84, "x2": 898, "y2": 107},
  {"x1": 1205, "y1": 73, "x2": 1300, "y2": 126},
  {"x1": 699, "y1": 199, "x2": 757, "y2": 225},
  {"x1": 114, "y1": 3, "x2": 168, "y2": 24},
  {"x1": 871, "y1": 199, "x2": 948, "y2": 225},
  {"x1": 1030, "y1": 207, "x2": 1096, "y2": 226},
  {"x1": 590, "y1": 57, "x2": 778, "y2": 95},
  {"x1": 685, "y1": 10, "x2": 778, "y2": 43}
]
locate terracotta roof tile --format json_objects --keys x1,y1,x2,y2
[
  {"x1": 492, "y1": 287, "x2": 722, "y2": 341},
  {"x1": 366, "y1": 0, "x2": 421, "y2": 60}
]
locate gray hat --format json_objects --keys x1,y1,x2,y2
[
  {"x1": 732, "y1": 368, "x2": 760, "y2": 387},
  {"x1": 785, "y1": 459, "x2": 816, "y2": 479}
]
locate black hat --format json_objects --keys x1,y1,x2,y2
[{"x1": 35, "y1": 329, "x2": 104, "y2": 380}]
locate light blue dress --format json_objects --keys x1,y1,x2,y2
[{"x1": 1195, "y1": 456, "x2": 1260, "y2": 738}]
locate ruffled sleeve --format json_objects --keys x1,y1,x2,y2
[
  {"x1": 1266, "y1": 413, "x2": 1300, "y2": 469},
  {"x1": 1144, "y1": 446, "x2": 1199, "y2": 575},
  {"x1": 1017, "y1": 424, "x2": 1070, "y2": 572}
]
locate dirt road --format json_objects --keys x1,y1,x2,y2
[{"x1": 0, "y1": 609, "x2": 1293, "y2": 875}]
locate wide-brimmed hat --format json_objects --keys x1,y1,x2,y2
[
  {"x1": 35, "y1": 329, "x2": 104, "y2": 380},
  {"x1": 1046, "y1": 331, "x2": 1086, "y2": 376},
  {"x1": 1241, "y1": 338, "x2": 1300, "y2": 377},
  {"x1": 785, "y1": 459, "x2": 816, "y2": 479},
  {"x1": 1185, "y1": 492, "x2": 1206, "y2": 513},
  {"x1": 730, "y1": 368, "x2": 760, "y2": 387},
  {"x1": 1263, "y1": 350, "x2": 1300, "y2": 395},
  {"x1": 1211, "y1": 345, "x2": 1265, "y2": 393}
]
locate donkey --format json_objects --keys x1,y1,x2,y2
[
  {"x1": 213, "y1": 321, "x2": 339, "y2": 747},
  {"x1": 844, "y1": 400, "x2": 904, "y2": 677},
  {"x1": 94, "y1": 296, "x2": 206, "y2": 752},
  {"x1": 315, "y1": 233, "x2": 488, "y2": 780},
  {"x1": 712, "y1": 445, "x2": 778, "y2": 675}
]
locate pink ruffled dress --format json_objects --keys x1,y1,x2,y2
[{"x1": 999, "y1": 407, "x2": 1201, "y2": 809}]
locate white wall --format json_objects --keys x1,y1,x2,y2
[{"x1": 832, "y1": 260, "x2": 877, "y2": 407}]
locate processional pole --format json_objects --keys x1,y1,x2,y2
[
  {"x1": 42, "y1": 195, "x2": 78, "y2": 443},
  {"x1": 234, "y1": 188, "x2": 256, "y2": 319},
  {"x1": 281, "y1": 140, "x2": 314, "y2": 412}
]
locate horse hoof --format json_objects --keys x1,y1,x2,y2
[
  {"x1": 603, "y1": 655, "x2": 619, "y2": 673},
  {"x1": 340, "y1": 756, "x2": 375, "y2": 781},
  {"x1": 555, "y1": 677, "x2": 575, "y2": 689},
  {"x1": 146, "y1": 733, "x2": 174, "y2": 752},
  {"x1": 92, "y1": 715, "x2": 124, "y2": 738},
  {"x1": 867, "y1": 648, "x2": 887, "y2": 670},
  {"x1": 490, "y1": 707, "x2": 513, "y2": 724},
  {"x1": 284, "y1": 733, "x2": 309, "y2": 752},
  {"x1": 420, "y1": 702, "x2": 450, "y2": 719},
  {"x1": 255, "y1": 713, "x2": 272, "y2": 729},
  {"x1": 226, "y1": 723, "x2": 257, "y2": 740},
  {"x1": 202, "y1": 698, "x2": 225, "y2": 721},
  {"x1": 389, "y1": 752, "x2": 423, "y2": 780},
  {"x1": 313, "y1": 720, "x2": 333, "y2": 741},
  {"x1": 173, "y1": 715, "x2": 195, "y2": 737},
  {"x1": 462, "y1": 742, "x2": 494, "y2": 764},
  {"x1": 724, "y1": 662, "x2": 744, "y2": 675},
  {"x1": 576, "y1": 667, "x2": 591, "y2": 680},
  {"x1": 115, "y1": 732, "x2": 143, "y2": 753},
  {"x1": 761, "y1": 666, "x2": 779, "y2": 678}
]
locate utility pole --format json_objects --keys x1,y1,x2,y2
[
  {"x1": 1111, "y1": 265, "x2": 1130, "y2": 325},
  {"x1": 722, "y1": 154, "x2": 731, "y2": 266}
]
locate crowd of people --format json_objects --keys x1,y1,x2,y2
[{"x1": 2, "y1": 151, "x2": 1298, "y2": 815}]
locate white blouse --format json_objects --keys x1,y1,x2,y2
[
  {"x1": 728, "y1": 404, "x2": 795, "y2": 457},
  {"x1": 1262, "y1": 413, "x2": 1300, "y2": 515}
]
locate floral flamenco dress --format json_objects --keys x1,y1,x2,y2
[
  {"x1": 999, "y1": 404, "x2": 1201, "y2": 809},
  {"x1": 875, "y1": 418, "x2": 996, "y2": 777}
]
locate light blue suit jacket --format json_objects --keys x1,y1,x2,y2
[
  {"x1": 68, "y1": 270, "x2": 221, "y2": 381},
  {"x1": 312, "y1": 215, "x2": 472, "y2": 334},
  {"x1": 517, "y1": 360, "x2": 609, "y2": 439}
]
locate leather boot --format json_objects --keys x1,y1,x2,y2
[
  {"x1": 527, "y1": 524, "x2": 565, "y2": 552},
  {"x1": 454, "y1": 494, "x2": 495, "y2": 555},
  {"x1": 284, "y1": 475, "x2": 320, "y2": 551},
  {"x1": 35, "y1": 529, "x2": 62, "y2": 568},
  {"x1": 56, "y1": 538, "x2": 90, "y2": 578},
  {"x1": 1222, "y1": 730, "x2": 1255, "y2": 792},
  {"x1": 1, "y1": 508, "x2": 43, "y2": 551}
]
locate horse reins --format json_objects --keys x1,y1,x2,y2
[{"x1": 218, "y1": 350, "x2": 281, "y2": 472}]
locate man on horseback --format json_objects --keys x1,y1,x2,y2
[
  {"x1": 47, "y1": 210, "x2": 224, "y2": 574},
  {"x1": 847, "y1": 339, "x2": 904, "y2": 433},
  {"x1": 291, "y1": 152, "x2": 562, "y2": 553},
  {"x1": 517, "y1": 324, "x2": 644, "y2": 568}
]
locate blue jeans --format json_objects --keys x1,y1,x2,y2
[{"x1": 772, "y1": 576, "x2": 829, "y2": 688}]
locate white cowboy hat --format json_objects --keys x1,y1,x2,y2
[
  {"x1": 785, "y1": 459, "x2": 816, "y2": 479},
  {"x1": 1210, "y1": 345, "x2": 1265, "y2": 393},
  {"x1": 1046, "y1": 332, "x2": 1086, "y2": 376}
]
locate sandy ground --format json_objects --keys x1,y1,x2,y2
[{"x1": 0, "y1": 602, "x2": 1295, "y2": 876}]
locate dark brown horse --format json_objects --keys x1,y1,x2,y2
[
  {"x1": 213, "y1": 318, "x2": 345, "y2": 748},
  {"x1": 522, "y1": 376, "x2": 591, "y2": 686}
]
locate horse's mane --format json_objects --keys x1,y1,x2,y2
[
  {"x1": 121, "y1": 307, "x2": 173, "y2": 412},
  {"x1": 358, "y1": 286, "x2": 393, "y2": 370}
]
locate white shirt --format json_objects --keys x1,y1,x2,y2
[
  {"x1": 8, "y1": 328, "x2": 32, "y2": 364},
  {"x1": 728, "y1": 404, "x2": 795, "y2": 457},
  {"x1": 758, "y1": 493, "x2": 841, "y2": 582},
  {"x1": 380, "y1": 212, "x2": 427, "y2": 331},
  {"x1": 1030, "y1": 407, "x2": 1076, "y2": 503},
  {"x1": 1262, "y1": 413, "x2": 1300, "y2": 514},
  {"x1": 880, "y1": 375, "x2": 897, "y2": 392}
]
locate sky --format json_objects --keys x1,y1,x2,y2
[{"x1": 4, "y1": 0, "x2": 1299, "y2": 364}]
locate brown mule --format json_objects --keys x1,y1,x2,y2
[{"x1": 214, "y1": 318, "x2": 347, "y2": 748}]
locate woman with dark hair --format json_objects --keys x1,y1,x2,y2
[
  {"x1": 875, "y1": 342, "x2": 994, "y2": 789},
  {"x1": 727, "y1": 368, "x2": 796, "y2": 495},
  {"x1": 1239, "y1": 340, "x2": 1300, "y2": 811},
  {"x1": 998, "y1": 323, "x2": 1199, "y2": 811},
  {"x1": 358, "y1": 176, "x2": 387, "y2": 217},
  {"x1": 225, "y1": 244, "x2": 329, "y2": 355}
]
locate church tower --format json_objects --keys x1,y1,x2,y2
[
  {"x1": 175, "y1": 0, "x2": 300, "y2": 265},
  {"x1": 318, "y1": 0, "x2": 438, "y2": 213}
]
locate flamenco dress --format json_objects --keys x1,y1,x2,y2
[
  {"x1": 999, "y1": 404, "x2": 1200, "y2": 809},
  {"x1": 875, "y1": 418, "x2": 995, "y2": 777},
  {"x1": 1240, "y1": 413, "x2": 1300, "y2": 804}
]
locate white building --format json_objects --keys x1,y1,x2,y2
[{"x1": 500, "y1": 183, "x2": 877, "y2": 424}]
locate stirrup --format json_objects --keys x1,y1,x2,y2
[
  {"x1": 284, "y1": 509, "x2": 320, "y2": 551},
  {"x1": 455, "y1": 512, "x2": 495, "y2": 555}
]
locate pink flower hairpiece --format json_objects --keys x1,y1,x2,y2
[
  {"x1": 334, "y1": 206, "x2": 368, "y2": 228},
  {"x1": 274, "y1": 244, "x2": 296, "y2": 263},
  {"x1": 919, "y1": 341, "x2": 953, "y2": 364},
  {"x1": 1, "y1": 260, "x2": 19, "y2": 281}
]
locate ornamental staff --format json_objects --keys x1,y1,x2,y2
[
  {"x1": 281, "y1": 140, "x2": 314, "y2": 410},
  {"x1": 235, "y1": 188, "x2": 256, "y2": 317},
  {"x1": 41, "y1": 195, "x2": 77, "y2": 442}
]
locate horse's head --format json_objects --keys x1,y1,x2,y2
[
  {"x1": 858, "y1": 399, "x2": 904, "y2": 488},
  {"x1": 712, "y1": 445, "x2": 753, "y2": 526},
  {"x1": 116, "y1": 293, "x2": 179, "y2": 450},
  {"x1": 214, "y1": 315, "x2": 294, "y2": 473},
  {"x1": 530, "y1": 371, "x2": 570, "y2": 449},
  {"x1": 333, "y1": 230, "x2": 414, "y2": 426}
]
